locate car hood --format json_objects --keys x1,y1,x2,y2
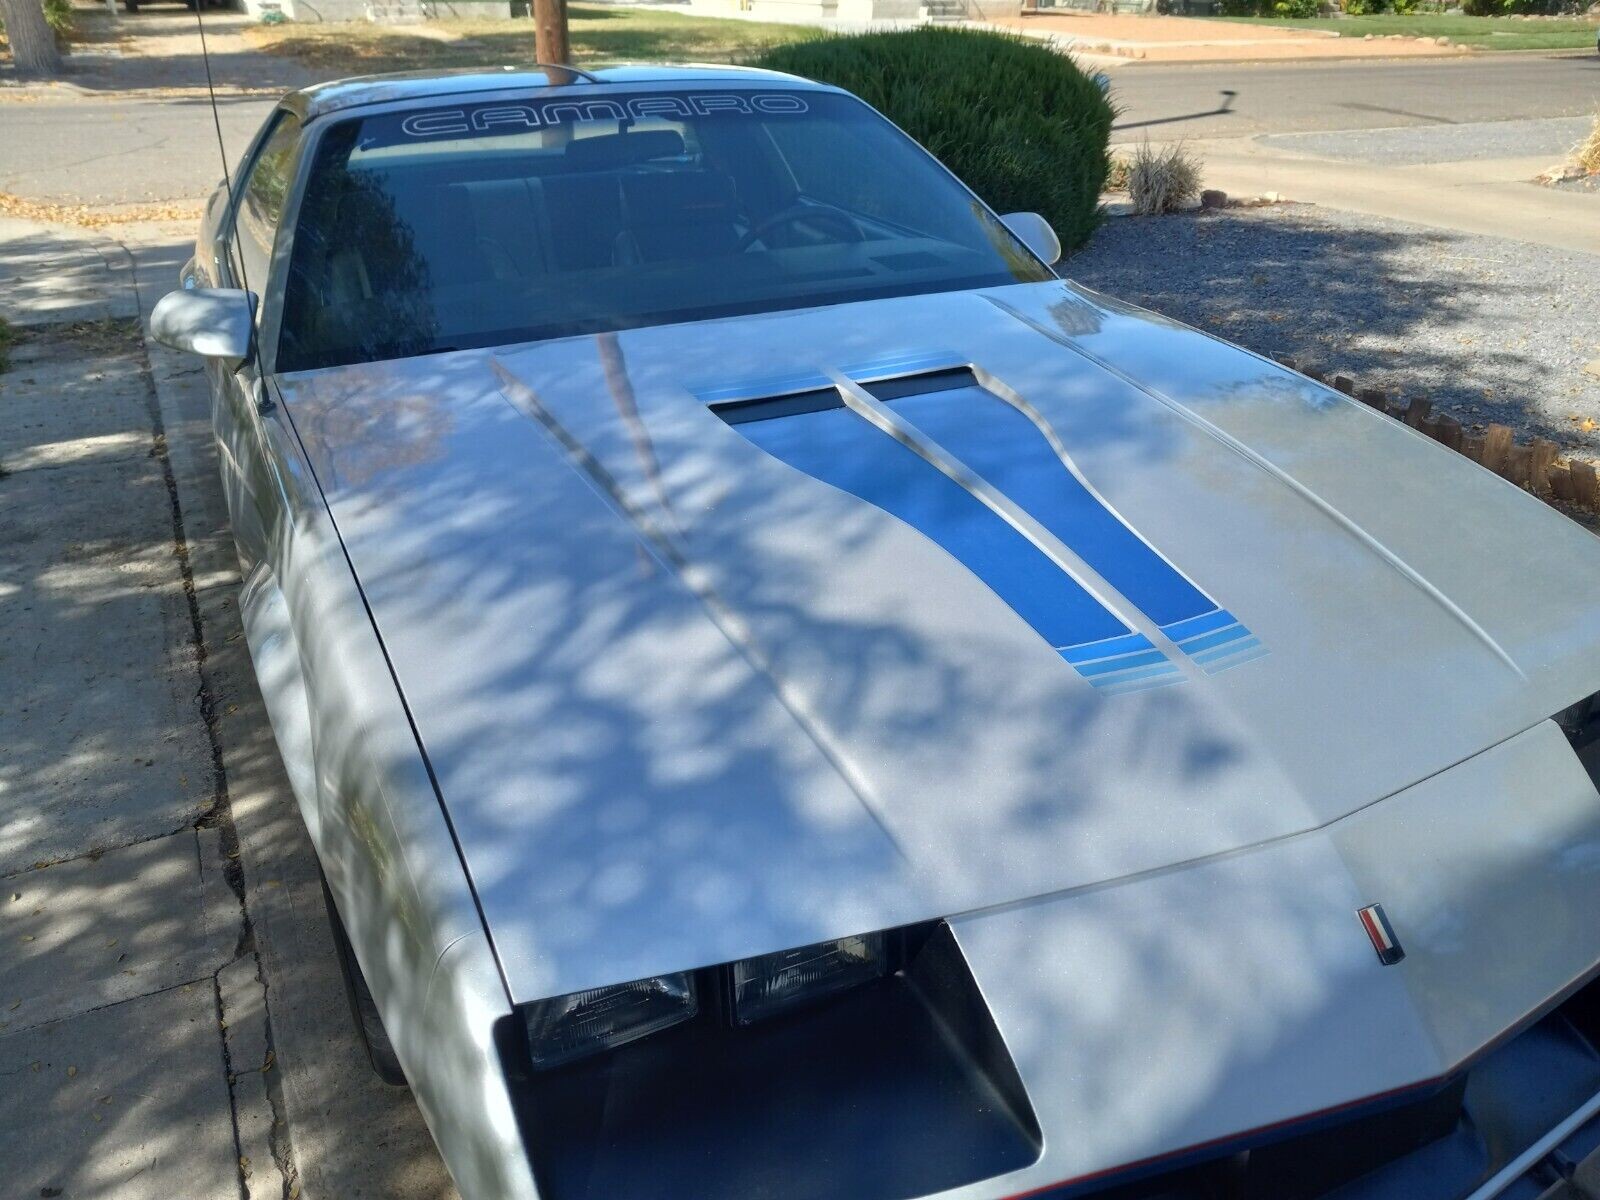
[{"x1": 278, "y1": 279, "x2": 1600, "y2": 1006}]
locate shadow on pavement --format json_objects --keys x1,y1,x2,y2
[{"x1": 0, "y1": 220, "x2": 458, "y2": 1199}]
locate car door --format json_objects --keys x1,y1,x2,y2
[{"x1": 212, "y1": 110, "x2": 303, "y2": 573}]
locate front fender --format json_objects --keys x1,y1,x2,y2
[{"x1": 239, "y1": 562, "x2": 321, "y2": 843}]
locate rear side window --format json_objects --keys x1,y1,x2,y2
[
  {"x1": 277, "y1": 90, "x2": 1051, "y2": 372},
  {"x1": 233, "y1": 114, "x2": 302, "y2": 293}
]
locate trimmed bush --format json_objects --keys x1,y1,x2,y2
[
  {"x1": 1340, "y1": 0, "x2": 1388, "y2": 12},
  {"x1": 752, "y1": 28, "x2": 1115, "y2": 253},
  {"x1": 1462, "y1": 0, "x2": 1579, "y2": 11},
  {"x1": 1221, "y1": 0, "x2": 1318, "y2": 14}
]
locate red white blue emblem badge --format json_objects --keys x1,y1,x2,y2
[{"x1": 1358, "y1": 904, "x2": 1404, "y2": 966}]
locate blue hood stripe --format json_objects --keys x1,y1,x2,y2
[
  {"x1": 735, "y1": 404, "x2": 1135, "y2": 670},
  {"x1": 890, "y1": 382, "x2": 1260, "y2": 671},
  {"x1": 724, "y1": 373, "x2": 1264, "y2": 691}
]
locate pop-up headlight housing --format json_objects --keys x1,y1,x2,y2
[
  {"x1": 522, "y1": 973, "x2": 697, "y2": 1069},
  {"x1": 506, "y1": 922, "x2": 1043, "y2": 1200},
  {"x1": 730, "y1": 933, "x2": 887, "y2": 1025}
]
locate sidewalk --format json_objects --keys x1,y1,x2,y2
[
  {"x1": 1144, "y1": 118, "x2": 1600, "y2": 256},
  {"x1": 0, "y1": 215, "x2": 455, "y2": 1199},
  {"x1": 987, "y1": 9, "x2": 1466, "y2": 62}
]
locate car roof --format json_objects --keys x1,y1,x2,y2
[{"x1": 282, "y1": 63, "x2": 824, "y2": 122}]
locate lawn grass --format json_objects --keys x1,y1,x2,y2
[
  {"x1": 1219, "y1": 13, "x2": 1598, "y2": 50},
  {"x1": 246, "y1": 4, "x2": 822, "y2": 75}
]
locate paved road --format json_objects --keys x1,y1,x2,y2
[
  {"x1": 1110, "y1": 51, "x2": 1600, "y2": 141},
  {"x1": 0, "y1": 94, "x2": 274, "y2": 205},
  {"x1": 2, "y1": 52, "x2": 1597, "y2": 204}
]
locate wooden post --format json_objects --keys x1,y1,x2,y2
[
  {"x1": 1505, "y1": 445, "x2": 1532, "y2": 488},
  {"x1": 1434, "y1": 416, "x2": 1462, "y2": 453},
  {"x1": 1404, "y1": 397, "x2": 1432, "y2": 430},
  {"x1": 1355, "y1": 386, "x2": 1388, "y2": 410},
  {"x1": 1331, "y1": 373, "x2": 1355, "y2": 396},
  {"x1": 1462, "y1": 435, "x2": 1485, "y2": 464},
  {"x1": 1551, "y1": 465, "x2": 1574, "y2": 505},
  {"x1": 1571, "y1": 460, "x2": 1600, "y2": 512},
  {"x1": 534, "y1": 0, "x2": 571, "y2": 65},
  {"x1": 1482, "y1": 425, "x2": 1514, "y2": 476},
  {"x1": 1529, "y1": 439, "x2": 1557, "y2": 495}
]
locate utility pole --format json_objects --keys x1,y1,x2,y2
[{"x1": 533, "y1": 0, "x2": 571, "y2": 65}]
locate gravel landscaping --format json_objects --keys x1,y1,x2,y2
[{"x1": 1067, "y1": 204, "x2": 1600, "y2": 457}]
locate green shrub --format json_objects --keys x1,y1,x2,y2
[
  {"x1": 1390, "y1": 0, "x2": 1417, "y2": 12},
  {"x1": 44, "y1": 0, "x2": 72, "y2": 34},
  {"x1": 751, "y1": 28, "x2": 1115, "y2": 252},
  {"x1": 1218, "y1": 0, "x2": 1318, "y2": 15},
  {"x1": 1340, "y1": 0, "x2": 1388, "y2": 11}
]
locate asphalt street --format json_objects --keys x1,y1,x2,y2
[
  {"x1": 1108, "y1": 51, "x2": 1600, "y2": 140},
  {"x1": 2, "y1": 51, "x2": 1598, "y2": 204},
  {"x1": 0, "y1": 94, "x2": 274, "y2": 205}
]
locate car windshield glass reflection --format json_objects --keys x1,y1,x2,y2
[{"x1": 277, "y1": 90, "x2": 1051, "y2": 371}]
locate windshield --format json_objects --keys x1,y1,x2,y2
[{"x1": 277, "y1": 88, "x2": 1052, "y2": 371}]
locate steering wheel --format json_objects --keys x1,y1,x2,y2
[{"x1": 737, "y1": 203, "x2": 865, "y2": 252}]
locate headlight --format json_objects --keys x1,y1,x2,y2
[
  {"x1": 731, "y1": 932, "x2": 887, "y2": 1025},
  {"x1": 523, "y1": 973, "x2": 698, "y2": 1069}
]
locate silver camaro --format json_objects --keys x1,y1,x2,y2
[{"x1": 152, "y1": 63, "x2": 1600, "y2": 1200}]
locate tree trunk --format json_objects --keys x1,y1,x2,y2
[
  {"x1": 0, "y1": 0, "x2": 63, "y2": 78},
  {"x1": 533, "y1": 0, "x2": 570, "y2": 65}
]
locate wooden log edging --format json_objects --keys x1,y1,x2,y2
[{"x1": 1281, "y1": 357, "x2": 1600, "y2": 520}]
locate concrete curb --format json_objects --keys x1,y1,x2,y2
[
  {"x1": 1100, "y1": 188, "x2": 1288, "y2": 218},
  {"x1": 219, "y1": 955, "x2": 293, "y2": 1200}
]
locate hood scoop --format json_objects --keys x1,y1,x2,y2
[{"x1": 713, "y1": 363, "x2": 1263, "y2": 695}]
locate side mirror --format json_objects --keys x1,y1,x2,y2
[
  {"x1": 150, "y1": 287, "x2": 257, "y2": 373},
  {"x1": 1000, "y1": 212, "x2": 1062, "y2": 267}
]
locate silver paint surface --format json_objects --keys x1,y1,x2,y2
[
  {"x1": 171, "y1": 72, "x2": 1600, "y2": 1200},
  {"x1": 278, "y1": 279, "x2": 1600, "y2": 1011}
]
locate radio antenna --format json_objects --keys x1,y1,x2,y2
[{"x1": 192, "y1": 2, "x2": 234, "y2": 202}]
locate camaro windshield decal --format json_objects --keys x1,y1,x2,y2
[{"x1": 364, "y1": 92, "x2": 810, "y2": 148}]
